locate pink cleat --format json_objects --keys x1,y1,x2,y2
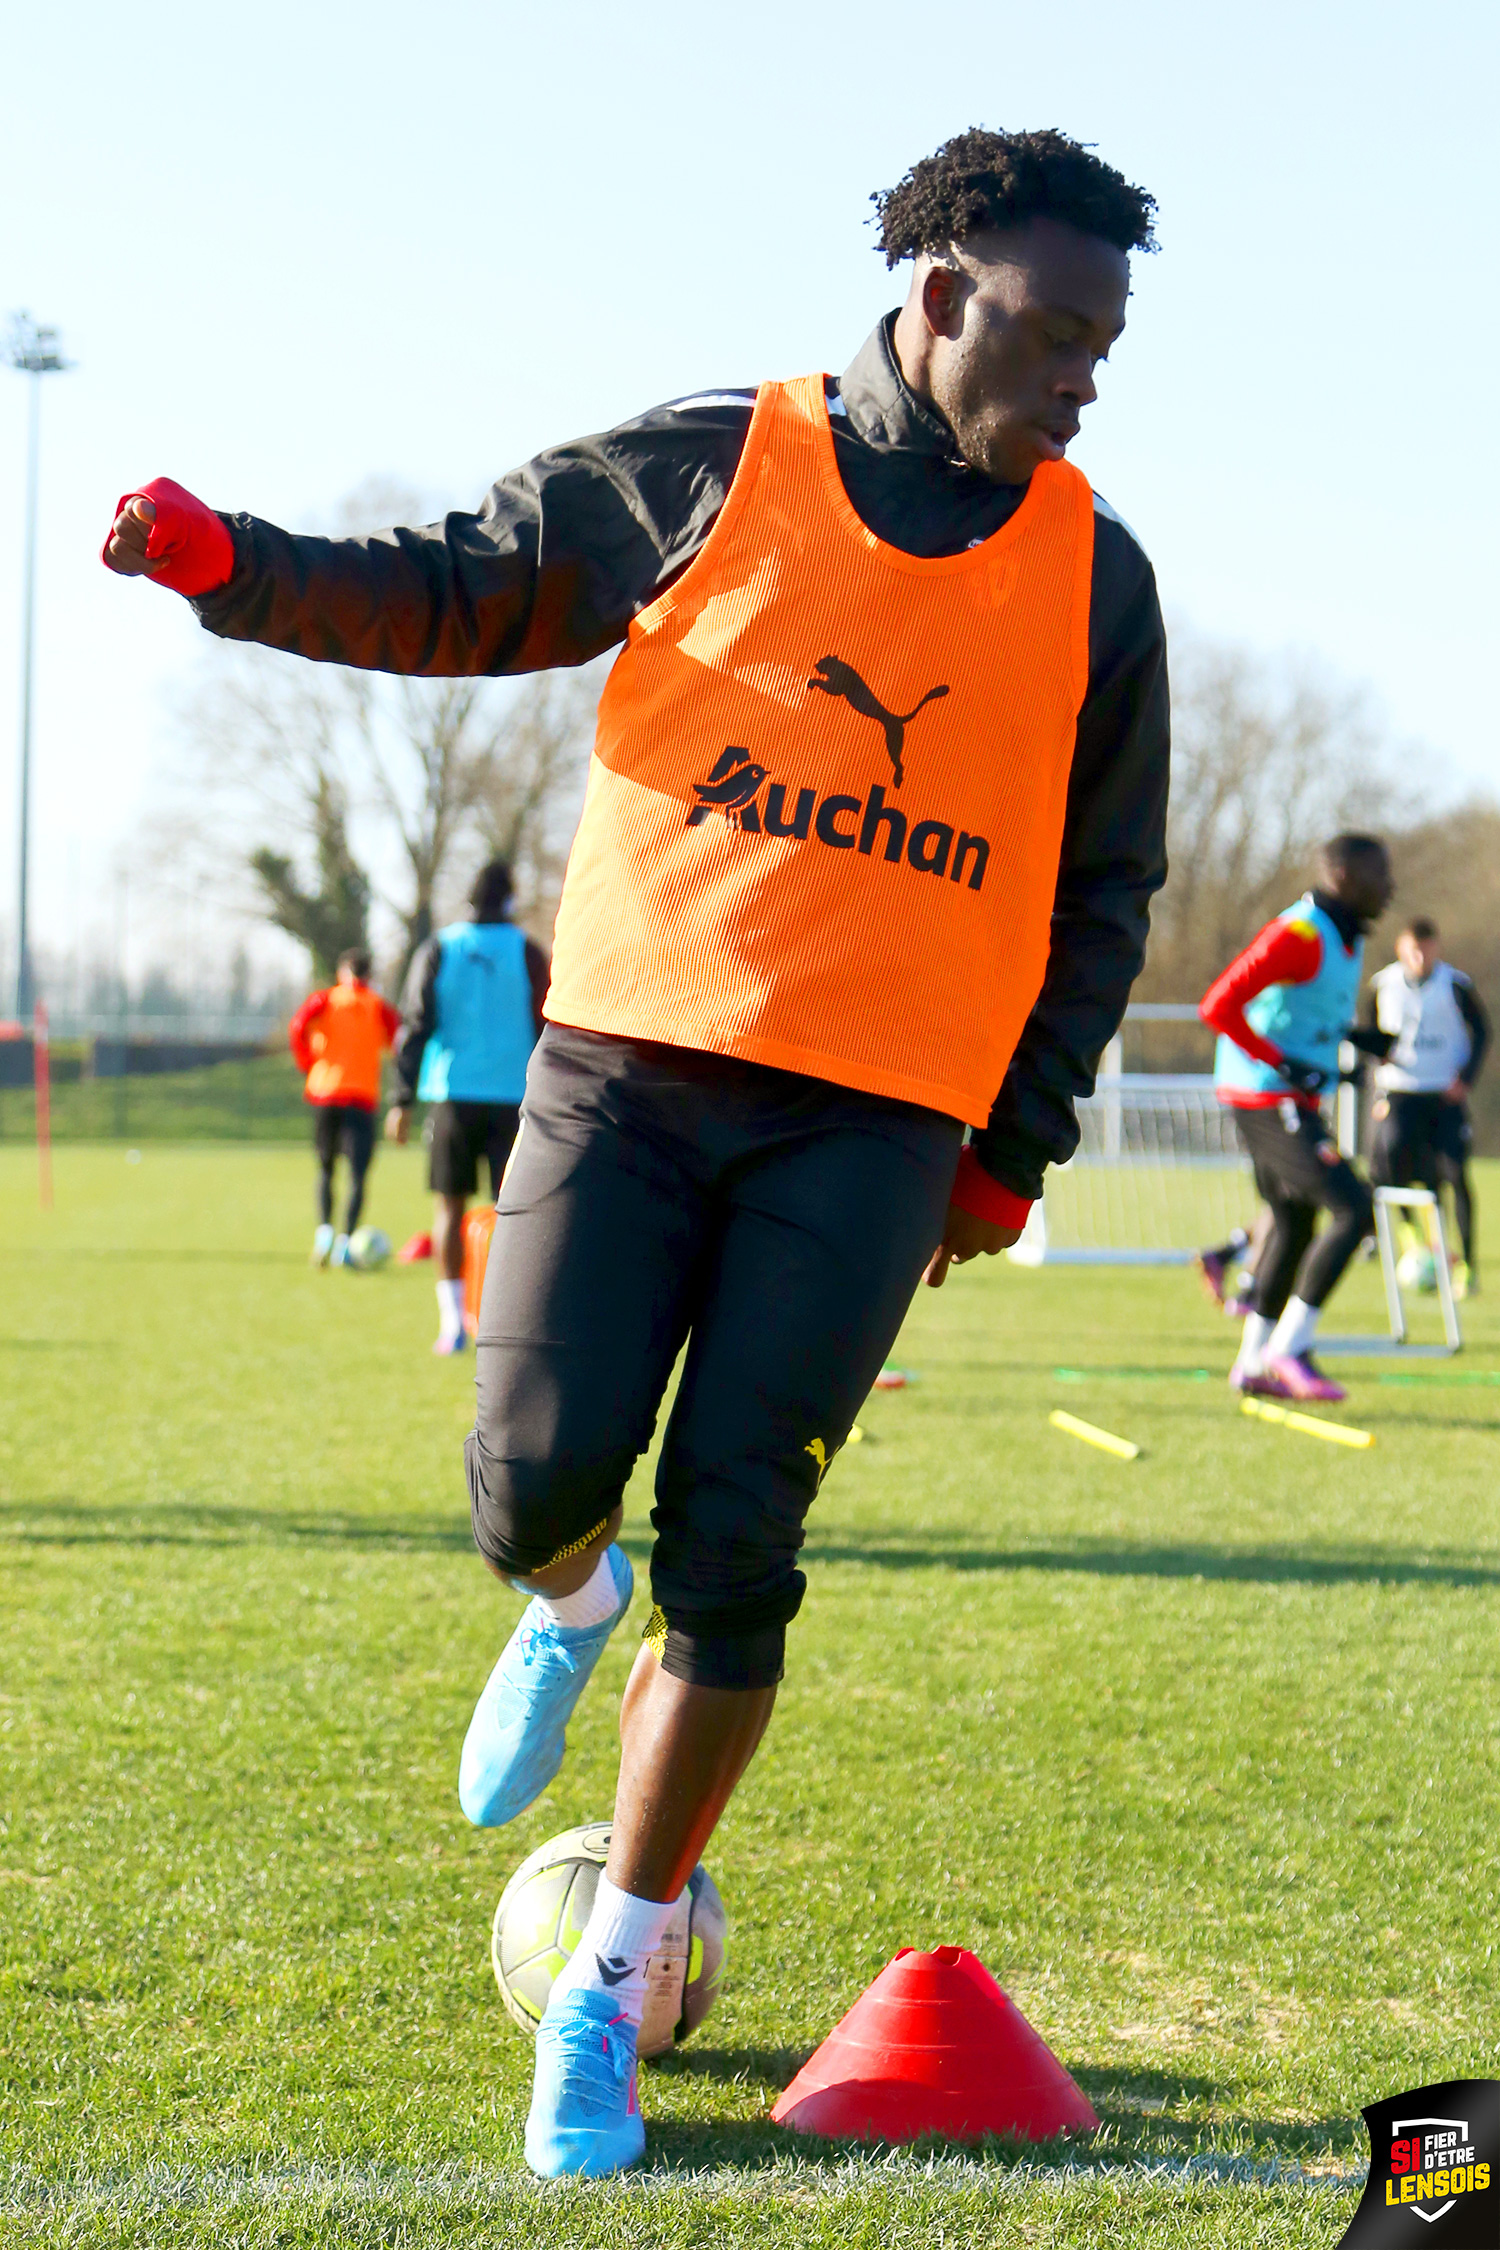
[
  {"x1": 1229, "y1": 1364, "x2": 1290, "y2": 1398},
  {"x1": 1262, "y1": 1353, "x2": 1345, "y2": 1403},
  {"x1": 1195, "y1": 1250, "x2": 1228, "y2": 1307},
  {"x1": 431, "y1": 1330, "x2": 469, "y2": 1357}
]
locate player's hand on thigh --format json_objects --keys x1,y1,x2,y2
[
  {"x1": 923, "y1": 1205, "x2": 1021, "y2": 1289},
  {"x1": 384, "y1": 1106, "x2": 410, "y2": 1144}
]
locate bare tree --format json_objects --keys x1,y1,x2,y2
[
  {"x1": 250, "y1": 774, "x2": 371, "y2": 981},
  {"x1": 337, "y1": 672, "x2": 497, "y2": 993},
  {"x1": 162, "y1": 644, "x2": 602, "y2": 993},
  {"x1": 1138, "y1": 629, "x2": 1410, "y2": 1008},
  {"x1": 154, "y1": 482, "x2": 605, "y2": 990},
  {"x1": 468, "y1": 666, "x2": 601, "y2": 936}
]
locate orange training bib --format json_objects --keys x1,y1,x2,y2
[
  {"x1": 545, "y1": 374, "x2": 1094, "y2": 1126},
  {"x1": 303, "y1": 983, "x2": 391, "y2": 1109}
]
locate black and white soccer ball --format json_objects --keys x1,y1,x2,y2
[{"x1": 490, "y1": 1820, "x2": 726, "y2": 2057}]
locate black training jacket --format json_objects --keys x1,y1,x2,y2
[{"x1": 193, "y1": 317, "x2": 1170, "y2": 1201}]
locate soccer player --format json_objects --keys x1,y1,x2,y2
[
  {"x1": 1365, "y1": 917, "x2": 1489, "y2": 1295},
  {"x1": 287, "y1": 947, "x2": 401, "y2": 1265},
  {"x1": 386, "y1": 858, "x2": 549, "y2": 1353},
  {"x1": 1201, "y1": 836, "x2": 1394, "y2": 1402},
  {"x1": 103, "y1": 127, "x2": 1169, "y2": 2177}
]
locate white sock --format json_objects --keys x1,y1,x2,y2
[
  {"x1": 550, "y1": 1873, "x2": 679, "y2": 2027},
  {"x1": 1268, "y1": 1296, "x2": 1319, "y2": 1360},
  {"x1": 529, "y1": 1548, "x2": 620, "y2": 1631},
  {"x1": 1234, "y1": 1312, "x2": 1274, "y2": 1375},
  {"x1": 435, "y1": 1278, "x2": 465, "y2": 1340}
]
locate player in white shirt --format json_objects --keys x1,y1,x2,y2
[{"x1": 1364, "y1": 917, "x2": 1490, "y2": 1295}]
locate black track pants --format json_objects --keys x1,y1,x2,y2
[
  {"x1": 1371, "y1": 1091, "x2": 1476, "y2": 1267},
  {"x1": 1232, "y1": 1102, "x2": 1374, "y2": 1319},
  {"x1": 464, "y1": 1026, "x2": 963, "y2": 1688},
  {"x1": 313, "y1": 1104, "x2": 376, "y2": 1232}
]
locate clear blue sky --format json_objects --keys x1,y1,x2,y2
[{"x1": 1, "y1": 0, "x2": 1495, "y2": 986}]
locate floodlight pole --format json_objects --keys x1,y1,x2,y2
[{"x1": 6, "y1": 313, "x2": 71, "y2": 1022}]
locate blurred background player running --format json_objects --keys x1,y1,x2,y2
[
  {"x1": 288, "y1": 948, "x2": 401, "y2": 1267},
  {"x1": 1365, "y1": 916, "x2": 1489, "y2": 1296},
  {"x1": 386, "y1": 860, "x2": 548, "y2": 1354},
  {"x1": 1201, "y1": 834, "x2": 1393, "y2": 1401}
]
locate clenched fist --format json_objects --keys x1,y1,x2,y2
[{"x1": 101, "y1": 477, "x2": 235, "y2": 597}]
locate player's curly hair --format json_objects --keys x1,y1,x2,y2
[{"x1": 873, "y1": 128, "x2": 1157, "y2": 267}]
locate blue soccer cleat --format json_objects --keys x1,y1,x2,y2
[
  {"x1": 524, "y1": 1988, "x2": 645, "y2": 2179},
  {"x1": 458, "y1": 1545, "x2": 633, "y2": 1827},
  {"x1": 311, "y1": 1223, "x2": 335, "y2": 1267}
]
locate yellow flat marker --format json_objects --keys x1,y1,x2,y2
[
  {"x1": 1239, "y1": 1397, "x2": 1374, "y2": 1449},
  {"x1": 1049, "y1": 1408, "x2": 1140, "y2": 1462}
]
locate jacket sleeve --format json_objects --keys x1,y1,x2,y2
[
  {"x1": 1200, "y1": 919, "x2": 1324, "y2": 1070},
  {"x1": 391, "y1": 939, "x2": 442, "y2": 1105},
  {"x1": 969, "y1": 539, "x2": 1170, "y2": 1202},
  {"x1": 1457, "y1": 977, "x2": 1490, "y2": 1087},
  {"x1": 287, "y1": 991, "x2": 327, "y2": 1075},
  {"x1": 188, "y1": 401, "x2": 753, "y2": 678},
  {"x1": 523, "y1": 938, "x2": 551, "y2": 1038},
  {"x1": 1347, "y1": 976, "x2": 1395, "y2": 1059}
]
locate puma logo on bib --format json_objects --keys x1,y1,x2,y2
[{"x1": 806, "y1": 655, "x2": 949, "y2": 786}]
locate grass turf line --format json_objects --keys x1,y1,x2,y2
[{"x1": 2, "y1": 1147, "x2": 1497, "y2": 2245}]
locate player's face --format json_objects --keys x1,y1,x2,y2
[
  {"x1": 1397, "y1": 932, "x2": 1439, "y2": 978},
  {"x1": 1338, "y1": 851, "x2": 1394, "y2": 926},
  {"x1": 925, "y1": 220, "x2": 1130, "y2": 484}
]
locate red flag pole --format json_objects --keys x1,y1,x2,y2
[{"x1": 33, "y1": 1000, "x2": 52, "y2": 1211}]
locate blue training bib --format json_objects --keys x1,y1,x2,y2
[
  {"x1": 416, "y1": 921, "x2": 536, "y2": 1105},
  {"x1": 1214, "y1": 895, "x2": 1362, "y2": 1099}
]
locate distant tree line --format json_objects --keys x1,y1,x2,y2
[{"x1": 1138, "y1": 629, "x2": 1500, "y2": 1152}]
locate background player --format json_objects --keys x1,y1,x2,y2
[
  {"x1": 1202, "y1": 835, "x2": 1393, "y2": 1400},
  {"x1": 288, "y1": 947, "x2": 401, "y2": 1266},
  {"x1": 1366, "y1": 916, "x2": 1489, "y2": 1295},
  {"x1": 103, "y1": 128, "x2": 1168, "y2": 2178},
  {"x1": 386, "y1": 859, "x2": 548, "y2": 1352}
]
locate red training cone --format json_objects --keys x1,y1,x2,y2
[
  {"x1": 397, "y1": 1231, "x2": 433, "y2": 1263},
  {"x1": 771, "y1": 1946, "x2": 1099, "y2": 2143}
]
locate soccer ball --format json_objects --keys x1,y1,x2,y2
[
  {"x1": 1396, "y1": 1247, "x2": 1438, "y2": 1294},
  {"x1": 491, "y1": 1821, "x2": 726, "y2": 2057},
  {"x1": 347, "y1": 1226, "x2": 391, "y2": 1271}
]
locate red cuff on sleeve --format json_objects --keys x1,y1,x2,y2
[
  {"x1": 103, "y1": 476, "x2": 235, "y2": 597},
  {"x1": 950, "y1": 1146, "x2": 1033, "y2": 1230}
]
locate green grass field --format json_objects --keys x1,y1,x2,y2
[{"x1": 3, "y1": 1145, "x2": 1497, "y2": 2247}]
